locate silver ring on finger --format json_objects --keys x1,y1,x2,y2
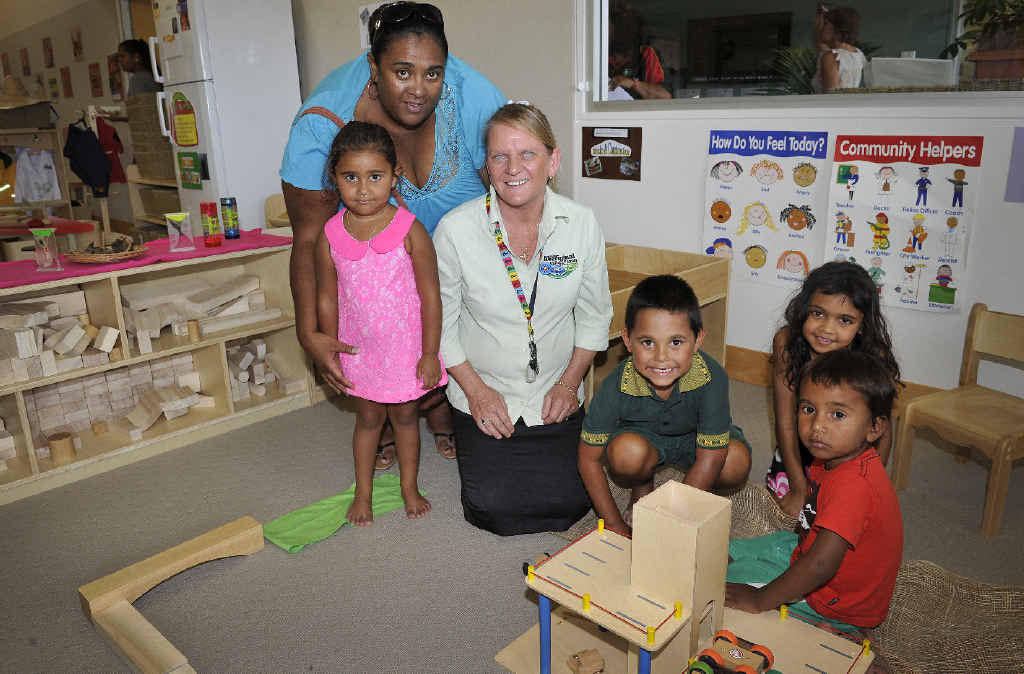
[{"x1": 481, "y1": 418, "x2": 487, "y2": 424}]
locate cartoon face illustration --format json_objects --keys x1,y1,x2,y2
[
  {"x1": 705, "y1": 237, "x2": 733, "y2": 258},
  {"x1": 793, "y1": 162, "x2": 817, "y2": 187},
  {"x1": 954, "y1": 168, "x2": 966, "y2": 180},
  {"x1": 750, "y1": 159, "x2": 783, "y2": 185},
  {"x1": 835, "y1": 213, "x2": 853, "y2": 232},
  {"x1": 777, "y1": 249, "x2": 809, "y2": 276},
  {"x1": 743, "y1": 245, "x2": 767, "y2": 268},
  {"x1": 947, "y1": 216, "x2": 959, "y2": 230},
  {"x1": 710, "y1": 160, "x2": 742, "y2": 182},
  {"x1": 747, "y1": 203, "x2": 769, "y2": 226},
  {"x1": 710, "y1": 199, "x2": 732, "y2": 223},
  {"x1": 876, "y1": 166, "x2": 897, "y2": 191},
  {"x1": 871, "y1": 256, "x2": 883, "y2": 269},
  {"x1": 781, "y1": 204, "x2": 816, "y2": 231}
]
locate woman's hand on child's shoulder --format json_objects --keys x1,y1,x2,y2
[
  {"x1": 725, "y1": 582, "x2": 765, "y2": 614},
  {"x1": 417, "y1": 353, "x2": 442, "y2": 389}
]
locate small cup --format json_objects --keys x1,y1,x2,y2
[
  {"x1": 29, "y1": 227, "x2": 62, "y2": 271},
  {"x1": 165, "y1": 212, "x2": 196, "y2": 251}
]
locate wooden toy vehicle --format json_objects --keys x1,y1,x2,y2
[{"x1": 686, "y1": 630, "x2": 777, "y2": 674}]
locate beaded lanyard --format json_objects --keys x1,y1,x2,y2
[{"x1": 487, "y1": 193, "x2": 540, "y2": 383}]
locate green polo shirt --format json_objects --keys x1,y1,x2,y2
[{"x1": 581, "y1": 352, "x2": 732, "y2": 466}]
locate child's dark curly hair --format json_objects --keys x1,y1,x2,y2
[
  {"x1": 777, "y1": 261, "x2": 901, "y2": 390},
  {"x1": 321, "y1": 121, "x2": 398, "y2": 200}
]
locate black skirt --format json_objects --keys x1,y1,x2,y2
[{"x1": 453, "y1": 407, "x2": 591, "y2": 536}]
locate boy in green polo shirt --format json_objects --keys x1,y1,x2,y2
[{"x1": 578, "y1": 275, "x2": 751, "y2": 532}]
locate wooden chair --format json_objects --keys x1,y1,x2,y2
[
  {"x1": 891, "y1": 302, "x2": 1024, "y2": 537},
  {"x1": 264, "y1": 193, "x2": 289, "y2": 228}
]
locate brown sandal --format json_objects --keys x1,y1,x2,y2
[
  {"x1": 433, "y1": 432, "x2": 456, "y2": 460},
  {"x1": 375, "y1": 441, "x2": 396, "y2": 470}
]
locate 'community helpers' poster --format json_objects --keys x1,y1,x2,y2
[
  {"x1": 702, "y1": 130, "x2": 829, "y2": 288},
  {"x1": 829, "y1": 135, "x2": 983, "y2": 312}
]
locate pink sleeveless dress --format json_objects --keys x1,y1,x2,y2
[{"x1": 324, "y1": 206, "x2": 446, "y2": 403}]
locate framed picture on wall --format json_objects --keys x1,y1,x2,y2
[
  {"x1": 1, "y1": 53, "x2": 9, "y2": 78},
  {"x1": 60, "y1": 66, "x2": 74, "y2": 98},
  {"x1": 20, "y1": 48, "x2": 30, "y2": 76},
  {"x1": 107, "y1": 53, "x2": 123, "y2": 101},
  {"x1": 71, "y1": 28, "x2": 84, "y2": 62},
  {"x1": 43, "y1": 37, "x2": 54, "y2": 69},
  {"x1": 88, "y1": 62, "x2": 103, "y2": 97}
]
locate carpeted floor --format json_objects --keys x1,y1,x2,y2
[{"x1": 0, "y1": 379, "x2": 1020, "y2": 672}]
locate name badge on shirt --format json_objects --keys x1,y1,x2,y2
[{"x1": 539, "y1": 252, "x2": 578, "y2": 279}]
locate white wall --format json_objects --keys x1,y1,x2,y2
[
  {"x1": 572, "y1": 0, "x2": 1024, "y2": 392},
  {"x1": 289, "y1": 0, "x2": 575, "y2": 189},
  {"x1": 0, "y1": 0, "x2": 132, "y2": 221}
]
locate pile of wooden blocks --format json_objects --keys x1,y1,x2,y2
[
  {"x1": 0, "y1": 415, "x2": 15, "y2": 472},
  {"x1": 121, "y1": 274, "x2": 280, "y2": 354},
  {"x1": 23, "y1": 353, "x2": 208, "y2": 458},
  {"x1": 0, "y1": 290, "x2": 121, "y2": 385},
  {"x1": 226, "y1": 337, "x2": 304, "y2": 402}
]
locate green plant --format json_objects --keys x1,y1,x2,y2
[{"x1": 941, "y1": 0, "x2": 1024, "y2": 58}]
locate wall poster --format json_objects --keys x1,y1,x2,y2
[
  {"x1": 60, "y1": 66, "x2": 74, "y2": 98},
  {"x1": 702, "y1": 130, "x2": 829, "y2": 288},
  {"x1": 88, "y1": 62, "x2": 103, "y2": 97},
  {"x1": 581, "y1": 126, "x2": 642, "y2": 181},
  {"x1": 829, "y1": 135, "x2": 983, "y2": 312}
]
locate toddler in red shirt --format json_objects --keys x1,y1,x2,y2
[{"x1": 726, "y1": 350, "x2": 903, "y2": 629}]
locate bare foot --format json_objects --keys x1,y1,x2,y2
[
  {"x1": 402, "y1": 487, "x2": 431, "y2": 519},
  {"x1": 347, "y1": 493, "x2": 373, "y2": 526}
]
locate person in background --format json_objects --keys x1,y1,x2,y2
[
  {"x1": 434, "y1": 103, "x2": 613, "y2": 535},
  {"x1": 607, "y1": 0, "x2": 670, "y2": 100},
  {"x1": 280, "y1": 2, "x2": 505, "y2": 467},
  {"x1": 118, "y1": 39, "x2": 162, "y2": 97},
  {"x1": 811, "y1": 6, "x2": 865, "y2": 93}
]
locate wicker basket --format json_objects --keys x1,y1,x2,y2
[{"x1": 65, "y1": 233, "x2": 147, "y2": 264}]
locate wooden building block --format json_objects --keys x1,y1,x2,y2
[
  {"x1": 71, "y1": 332, "x2": 93, "y2": 355},
  {"x1": 49, "y1": 316, "x2": 80, "y2": 331},
  {"x1": 247, "y1": 290, "x2": 266, "y2": 312},
  {"x1": 56, "y1": 355, "x2": 84, "y2": 373},
  {"x1": 78, "y1": 516, "x2": 263, "y2": 622},
  {"x1": 9, "y1": 289, "x2": 86, "y2": 318},
  {"x1": 135, "y1": 330, "x2": 152, "y2": 355},
  {"x1": 0, "y1": 430, "x2": 16, "y2": 460},
  {"x1": 83, "y1": 324, "x2": 100, "y2": 340},
  {"x1": 93, "y1": 326, "x2": 119, "y2": 352},
  {"x1": 126, "y1": 390, "x2": 163, "y2": 431},
  {"x1": 231, "y1": 351, "x2": 255, "y2": 371},
  {"x1": 198, "y1": 308, "x2": 282, "y2": 337},
  {"x1": 281, "y1": 378, "x2": 307, "y2": 395},
  {"x1": 208, "y1": 295, "x2": 249, "y2": 317},
  {"x1": 0, "y1": 301, "x2": 52, "y2": 329},
  {"x1": 0, "y1": 416, "x2": 5, "y2": 431},
  {"x1": 249, "y1": 382, "x2": 266, "y2": 397},
  {"x1": 92, "y1": 421, "x2": 108, "y2": 436},
  {"x1": 26, "y1": 355, "x2": 42, "y2": 379},
  {"x1": 184, "y1": 275, "x2": 259, "y2": 315},
  {"x1": 193, "y1": 394, "x2": 216, "y2": 408},
  {"x1": 10, "y1": 357, "x2": 30, "y2": 382},
  {"x1": 109, "y1": 346, "x2": 124, "y2": 362},
  {"x1": 176, "y1": 371, "x2": 201, "y2": 393},
  {"x1": 40, "y1": 350, "x2": 58, "y2": 377},
  {"x1": 0, "y1": 328, "x2": 40, "y2": 358},
  {"x1": 164, "y1": 407, "x2": 189, "y2": 420},
  {"x1": 246, "y1": 338, "x2": 268, "y2": 361},
  {"x1": 120, "y1": 277, "x2": 211, "y2": 311},
  {"x1": 82, "y1": 349, "x2": 110, "y2": 368},
  {"x1": 49, "y1": 431, "x2": 77, "y2": 466},
  {"x1": 171, "y1": 321, "x2": 189, "y2": 337},
  {"x1": 92, "y1": 600, "x2": 191, "y2": 674},
  {"x1": 187, "y1": 320, "x2": 200, "y2": 344},
  {"x1": 54, "y1": 325, "x2": 87, "y2": 356}
]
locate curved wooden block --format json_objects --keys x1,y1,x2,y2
[{"x1": 78, "y1": 516, "x2": 263, "y2": 621}]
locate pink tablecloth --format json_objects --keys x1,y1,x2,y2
[{"x1": 0, "y1": 233, "x2": 293, "y2": 289}]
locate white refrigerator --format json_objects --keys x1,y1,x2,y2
[{"x1": 149, "y1": 0, "x2": 301, "y2": 232}]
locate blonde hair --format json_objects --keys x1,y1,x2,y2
[
  {"x1": 735, "y1": 201, "x2": 777, "y2": 235},
  {"x1": 485, "y1": 103, "x2": 558, "y2": 155}
]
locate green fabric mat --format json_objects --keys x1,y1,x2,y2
[{"x1": 264, "y1": 473, "x2": 417, "y2": 553}]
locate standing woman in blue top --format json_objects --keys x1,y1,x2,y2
[{"x1": 280, "y1": 2, "x2": 505, "y2": 464}]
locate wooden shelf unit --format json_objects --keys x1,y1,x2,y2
[
  {"x1": 0, "y1": 128, "x2": 74, "y2": 228},
  {"x1": 0, "y1": 244, "x2": 313, "y2": 504},
  {"x1": 125, "y1": 164, "x2": 180, "y2": 233}
]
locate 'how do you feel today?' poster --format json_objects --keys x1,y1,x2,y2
[{"x1": 702, "y1": 130, "x2": 830, "y2": 289}]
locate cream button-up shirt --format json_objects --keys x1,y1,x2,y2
[{"x1": 434, "y1": 186, "x2": 613, "y2": 426}]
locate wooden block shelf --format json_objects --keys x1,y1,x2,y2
[{"x1": 0, "y1": 244, "x2": 313, "y2": 505}]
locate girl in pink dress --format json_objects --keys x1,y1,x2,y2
[{"x1": 315, "y1": 122, "x2": 446, "y2": 526}]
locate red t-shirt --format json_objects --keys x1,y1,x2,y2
[{"x1": 791, "y1": 448, "x2": 903, "y2": 627}]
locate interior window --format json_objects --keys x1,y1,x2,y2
[{"x1": 597, "y1": 0, "x2": 1023, "y2": 100}]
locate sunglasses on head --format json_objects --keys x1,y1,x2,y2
[{"x1": 370, "y1": 2, "x2": 444, "y2": 45}]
